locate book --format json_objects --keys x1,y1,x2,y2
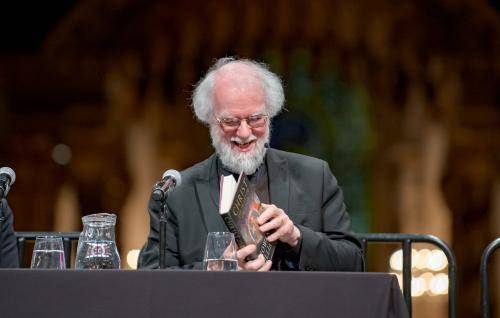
[{"x1": 219, "y1": 172, "x2": 275, "y2": 261}]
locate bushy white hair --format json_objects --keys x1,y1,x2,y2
[{"x1": 192, "y1": 57, "x2": 284, "y2": 123}]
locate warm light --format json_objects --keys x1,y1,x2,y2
[
  {"x1": 411, "y1": 249, "x2": 418, "y2": 268},
  {"x1": 420, "y1": 272, "x2": 434, "y2": 287},
  {"x1": 52, "y1": 144, "x2": 72, "y2": 165},
  {"x1": 427, "y1": 249, "x2": 448, "y2": 271},
  {"x1": 411, "y1": 276, "x2": 426, "y2": 297},
  {"x1": 390, "y1": 249, "x2": 422, "y2": 270},
  {"x1": 389, "y1": 248, "x2": 448, "y2": 272},
  {"x1": 415, "y1": 249, "x2": 431, "y2": 270},
  {"x1": 390, "y1": 250, "x2": 403, "y2": 271},
  {"x1": 389, "y1": 247, "x2": 449, "y2": 297},
  {"x1": 429, "y1": 273, "x2": 449, "y2": 295},
  {"x1": 391, "y1": 271, "x2": 448, "y2": 296},
  {"x1": 126, "y1": 249, "x2": 141, "y2": 269}
]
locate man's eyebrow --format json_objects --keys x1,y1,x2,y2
[{"x1": 218, "y1": 111, "x2": 265, "y2": 119}]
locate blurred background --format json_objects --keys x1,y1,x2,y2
[{"x1": 0, "y1": 0, "x2": 499, "y2": 317}]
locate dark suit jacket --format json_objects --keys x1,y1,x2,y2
[
  {"x1": 0, "y1": 199, "x2": 19, "y2": 268},
  {"x1": 139, "y1": 148, "x2": 363, "y2": 271}
]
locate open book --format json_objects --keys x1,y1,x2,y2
[{"x1": 219, "y1": 172, "x2": 275, "y2": 261}]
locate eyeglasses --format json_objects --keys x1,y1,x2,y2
[{"x1": 216, "y1": 114, "x2": 268, "y2": 131}]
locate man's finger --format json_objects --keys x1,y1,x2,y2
[
  {"x1": 243, "y1": 254, "x2": 266, "y2": 271},
  {"x1": 267, "y1": 221, "x2": 293, "y2": 242},
  {"x1": 236, "y1": 244, "x2": 256, "y2": 261},
  {"x1": 259, "y1": 215, "x2": 283, "y2": 232},
  {"x1": 266, "y1": 228, "x2": 283, "y2": 242},
  {"x1": 257, "y1": 204, "x2": 278, "y2": 224},
  {"x1": 258, "y1": 260, "x2": 272, "y2": 272}
]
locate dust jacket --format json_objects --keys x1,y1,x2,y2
[{"x1": 219, "y1": 172, "x2": 275, "y2": 261}]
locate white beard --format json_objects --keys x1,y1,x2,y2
[{"x1": 210, "y1": 125, "x2": 269, "y2": 175}]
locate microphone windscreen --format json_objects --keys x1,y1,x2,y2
[
  {"x1": 0, "y1": 167, "x2": 16, "y2": 185},
  {"x1": 162, "y1": 169, "x2": 182, "y2": 187}
]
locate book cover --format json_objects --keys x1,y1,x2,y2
[{"x1": 219, "y1": 172, "x2": 275, "y2": 261}]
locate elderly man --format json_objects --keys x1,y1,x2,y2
[
  {"x1": 0, "y1": 199, "x2": 19, "y2": 268},
  {"x1": 139, "y1": 57, "x2": 363, "y2": 271}
]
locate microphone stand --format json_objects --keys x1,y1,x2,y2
[
  {"x1": 159, "y1": 199, "x2": 171, "y2": 269},
  {"x1": 152, "y1": 171, "x2": 181, "y2": 269},
  {"x1": 0, "y1": 200, "x2": 5, "y2": 266}
]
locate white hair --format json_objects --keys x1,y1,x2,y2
[{"x1": 192, "y1": 57, "x2": 285, "y2": 123}]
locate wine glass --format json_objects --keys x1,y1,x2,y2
[
  {"x1": 30, "y1": 236, "x2": 66, "y2": 269},
  {"x1": 203, "y1": 232, "x2": 238, "y2": 271}
]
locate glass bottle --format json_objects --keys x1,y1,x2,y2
[{"x1": 75, "y1": 213, "x2": 121, "y2": 269}]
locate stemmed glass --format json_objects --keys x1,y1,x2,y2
[
  {"x1": 30, "y1": 236, "x2": 66, "y2": 269},
  {"x1": 203, "y1": 232, "x2": 238, "y2": 271}
]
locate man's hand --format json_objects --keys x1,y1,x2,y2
[
  {"x1": 258, "y1": 203, "x2": 301, "y2": 247},
  {"x1": 236, "y1": 244, "x2": 272, "y2": 271}
]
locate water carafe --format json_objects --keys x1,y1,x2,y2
[{"x1": 75, "y1": 213, "x2": 121, "y2": 269}]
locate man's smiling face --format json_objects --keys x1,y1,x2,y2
[{"x1": 210, "y1": 62, "x2": 269, "y2": 174}]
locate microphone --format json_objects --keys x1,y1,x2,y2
[
  {"x1": 154, "y1": 169, "x2": 181, "y2": 269},
  {"x1": 152, "y1": 169, "x2": 182, "y2": 202},
  {"x1": 0, "y1": 167, "x2": 16, "y2": 199}
]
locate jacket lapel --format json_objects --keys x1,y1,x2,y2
[
  {"x1": 194, "y1": 154, "x2": 227, "y2": 232},
  {"x1": 267, "y1": 149, "x2": 290, "y2": 213},
  {"x1": 195, "y1": 149, "x2": 291, "y2": 232}
]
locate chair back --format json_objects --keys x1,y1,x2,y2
[
  {"x1": 356, "y1": 233, "x2": 457, "y2": 318},
  {"x1": 480, "y1": 237, "x2": 500, "y2": 318},
  {"x1": 16, "y1": 231, "x2": 81, "y2": 268}
]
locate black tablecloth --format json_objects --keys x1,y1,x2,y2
[{"x1": 0, "y1": 270, "x2": 409, "y2": 318}]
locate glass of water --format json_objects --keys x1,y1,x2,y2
[
  {"x1": 203, "y1": 232, "x2": 238, "y2": 271},
  {"x1": 31, "y1": 236, "x2": 66, "y2": 269}
]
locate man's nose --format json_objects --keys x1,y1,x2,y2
[{"x1": 236, "y1": 119, "x2": 252, "y2": 139}]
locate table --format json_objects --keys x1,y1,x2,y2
[{"x1": 0, "y1": 270, "x2": 409, "y2": 318}]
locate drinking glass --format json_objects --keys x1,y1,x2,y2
[
  {"x1": 30, "y1": 236, "x2": 66, "y2": 269},
  {"x1": 203, "y1": 232, "x2": 238, "y2": 271}
]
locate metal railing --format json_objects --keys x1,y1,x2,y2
[
  {"x1": 15, "y1": 231, "x2": 80, "y2": 268},
  {"x1": 356, "y1": 233, "x2": 457, "y2": 318},
  {"x1": 480, "y1": 237, "x2": 500, "y2": 318},
  {"x1": 13, "y1": 231, "x2": 460, "y2": 317}
]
